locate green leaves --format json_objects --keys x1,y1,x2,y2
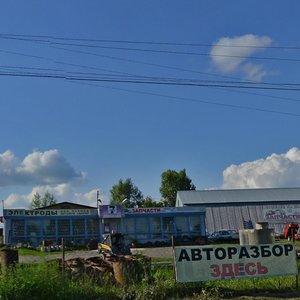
[
  {"x1": 160, "y1": 169, "x2": 195, "y2": 207},
  {"x1": 30, "y1": 191, "x2": 57, "y2": 209},
  {"x1": 110, "y1": 178, "x2": 143, "y2": 208}
]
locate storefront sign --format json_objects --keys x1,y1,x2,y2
[
  {"x1": 174, "y1": 244, "x2": 297, "y2": 282},
  {"x1": 4, "y1": 209, "x2": 97, "y2": 217},
  {"x1": 126, "y1": 207, "x2": 205, "y2": 214},
  {"x1": 127, "y1": 207, "x2": 163, "y2": 214},
  {"x1": 263, "y1": 208, "x2": 300, "y2": 223}
]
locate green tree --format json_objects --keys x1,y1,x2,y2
[
  {"x1": 30, "y1": 192, "x2": 42, "y2": 209},
  {"x1": 110, "y1": 178, "x2": 144, "y2": 208},
  {"x1": 30, "y1": 191, "x2": 57, "y2": 209},
  {"x1": 160, "y1": 169, "x2": 196, "y2": 207},
  {"x1": 143, "y1": 196, "x2": 164, "y2": 208},
  {"x1": 41, "y1": 191, "x2": 57, "y2": 207}
]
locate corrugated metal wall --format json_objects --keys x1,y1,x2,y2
[{"x1": 205, "y1": 203, "x2": 300, "y2": 234}]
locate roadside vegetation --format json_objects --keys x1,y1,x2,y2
[{"x1": 0, "y1": 257, "x2": 300, "y2": 299}]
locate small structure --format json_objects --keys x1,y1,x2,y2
[{"x1": 239, "y1": 222, "x2": 275, "y2": 245}]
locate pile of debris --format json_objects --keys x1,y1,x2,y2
[{"x1": 56, "y1": 254, "x2": 151, "y2": 285}]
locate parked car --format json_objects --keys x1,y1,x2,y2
[{"x1": 208, "y1": 229, "x2": 239, "y2": 242}]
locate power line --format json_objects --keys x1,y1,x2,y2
[
  {"x1": 1, "y1": 33, "x2": 300, "y2": 63},
  {"x1": 2, "y1": 63, "x2": 300, "y2": 106},
  {"x1": 50, "y1": 43, "x2": 300, "y2": 63},
  {"x1": 1, "y1": 37, "x2": 300, "y2": 105},
  {"x1": 70, "y1": 81, "x2": 300, "y2": 118},
  {"x1": 0, "y1": 71, "x2": 300, "y2": 91},
  {"x1": 1, "y1": 33, "x2": 300, "y2": 50},
  {"x1": 1, "y1": 65, "x2": 299, "y2": 116}
]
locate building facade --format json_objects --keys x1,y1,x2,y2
[
  {"x1": 3, "y1": 202, "x2": 99, "y2": 246},
  {"x1": 176, "y1": 187, "x2": 300, "y2": 234},
  {"x1": 3, "y1": 202, "x2": 206, "y2": 246}
]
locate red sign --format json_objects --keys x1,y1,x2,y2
[{"x1": 128, "y1": 207, "x2": 162, "y2": 214}]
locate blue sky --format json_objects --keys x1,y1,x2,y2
[{"x1": 1, "y1": 1, "x2": 300, "y2": 211}]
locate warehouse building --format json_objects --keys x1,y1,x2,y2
[
  {"x1": 2, "y1": 202, "x2": 206, "y2": 246},
  {"x1": 176, "y1": 187, "x2": 300, "y2": 234}
]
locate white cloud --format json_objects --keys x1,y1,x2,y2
[
  {"x1": 3, "y1": 184, "x2": 109, "y2": 209},
  {"x1": 210, "y1": 34, "x2": 272, "y2": 82},
  {"x1": 3, "y1": 193, "x2": 28, "y2": 209},
  {"x1": 222, "y1": 147, "x2": 300, "y2": 189},
  {"x1": 242, "y1": 63, "x2": 268, "y2": 82},
  {"x1": 0, "y1": 149, "x2": 85, "y2": 187}
]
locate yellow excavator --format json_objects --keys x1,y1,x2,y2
[{"x1": 98, "y1": 233, "x2": 131, "y2": 258}]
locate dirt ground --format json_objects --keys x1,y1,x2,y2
[
  {"x1": 19, "y1": 247, "x2": 174, "y2": 263},
  {"x1": 18, "y1": 249, "x2": 100, "y2": 263}
]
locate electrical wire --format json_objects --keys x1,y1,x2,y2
[
  {"x1": 1, "y1": 33, "x2": 300, "y2": 50},
  {"x1": 1, "y1": 33, "x2": 300, "y2": 63},
  {"x1": 69, "y1": 81, "x2": 300, "y2": 118},
  {"x1": 0, "y1": 70, "x2": 300, "y2": 91}
]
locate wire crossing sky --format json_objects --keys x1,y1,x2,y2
[{"x1": 0, "y1": 1, "x2": 300, "y2": 213}]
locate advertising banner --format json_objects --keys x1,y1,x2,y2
[
  {"x1": 101, "y1": 205, "x2": 123, "y2": 218},
  {"x1": 4, "y1": 209, "x2": 97, "y2": 217},
  {"x1": 174, "y1": 244, "x2": 297, "y2": 282},
  {"x1": 263, "y1": 208, "x2": 300, "y2": 223}
]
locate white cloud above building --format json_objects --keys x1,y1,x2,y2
[
  {"x1": 222, "y1": 147, "x2": 300, "y2": 189},
  {"x1": 3, "y1": 184, "x2": 108, "y2": 209},
  {"x1": 0, "y1": 149, "x2": 85, "y2": 187}
]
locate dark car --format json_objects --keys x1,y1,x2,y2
[{"x1": 208, "y1": 230, "x2": 239, "y2": 242}]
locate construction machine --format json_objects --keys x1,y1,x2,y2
[
  {"x1": 98, "y1": 233, "x2": 131, "y2": 258},
  {"x1": 283, "y1": 223, "x2": 299, "y2": 241}
]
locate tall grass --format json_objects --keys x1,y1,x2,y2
[
  {"x1": 0, "y1": 259, "x2": 299, "y2": 299},
  {"x1": 0, "y1": 262, "x2": 117, "y2": 300}
]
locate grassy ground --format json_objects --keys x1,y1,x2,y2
[
  {"x1": 1, "y1": 243, "x2": 300, "y2": 299},
  {"x1": 0, "y1": 258, "x2": 299, "y2": 299}
]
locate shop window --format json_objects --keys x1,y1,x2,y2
[
  {"x1": 87, "y1": 219, "x2": 99, "y2": 235},
  {"x1": 26, "y1": 220, "x2": 41, "y2": 246},
  {"x1": 135, "y1": 234, "x2": 149, "y2": 241},
  {"x1": 150, "y1": 233, "x2": 162, "y2": 239},
  {"x1": 72, "y1": 219, "x2": 85, "y2": 235},
  {"x1": 109, "y1": 219, "x2": 120, "y2": 233},
  {"x1": 12, "y1": 237, "x2": 25, "y2": 244},
  {"x1": 12, "y1": 220, "x2": 25, "y2": 237},
  {"x1": 103, "y1": 223, "x2": 110, "y2": 233},
  {"x1": 135, "y1": 218, "x2": 149, "y2": 233},
  {"x1": 123, "y1": 218, "x2": 135, "y2": 233},
  {"x1": 58, "y1": 219, "x2": 71, "y2": 236},
  {"x1": 149, "y1": 217, "x2": 161, "y2": 233},
  {"x1": 27, "y1": 220, "x2": 40, "y2": 237},
  {"x1": 174, "y1": 216, "x2": 188, "y2": 235},
  {"x1": 162, "y1": 217, "x2": 175, "y2": 238},
  {"x1": 189, "y1": 215, "x2": 201, "y2": 234},
  {"x1": 43, "y1": 220, "x2": 56, "y2": 236},
  {"x1": 125, "y1": 234, "x2": 136, "y2": 241}
]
